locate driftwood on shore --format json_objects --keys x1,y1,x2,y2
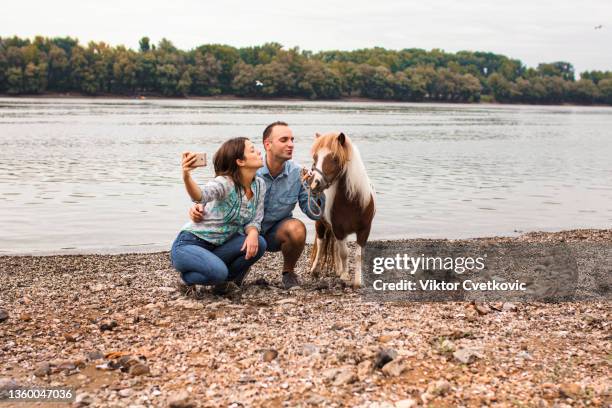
[{"x1": 0, "y1": 229, "x2": 610, "y2": 407}]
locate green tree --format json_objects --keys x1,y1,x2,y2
[
  {"x1": 6, "y1": 66, "x2": 23, "y2": 94},
  {"x1": 177, "y1": 70, "x2": 192, "y2": 96},
  {"x1": 139, "y1": 37, "x2": 150, "y2": 53},
  {"x1": 597, "y1": 78, "x2": 612, "y2": 104}
]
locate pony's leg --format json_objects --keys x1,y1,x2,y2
[
  {"x1": 355, "y1": 224, "x2": 372, "y2": 288},
  {"x1": 310, "y1": 220, "x2": 326, "y2": 276},
  {"x1": 354, "y1": 245, "x2": 363, "y2": 288},
  {"x1": 337, "y1": 238, "x2": 350, "y2": 282}
]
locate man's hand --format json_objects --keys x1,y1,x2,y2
[
  {"x1": 189, "y1": 203, "x2": 205, "y2": 223},
  {"x1": 301, "y1": 167, "x2": 314, "y2": 182},
  {"x1": 241, "y1": 229, "x2": 259, "y2": 260}
]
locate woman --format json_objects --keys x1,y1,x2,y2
[{"x1": 171, "y1": 137, "x2": 267, "y2": 293}]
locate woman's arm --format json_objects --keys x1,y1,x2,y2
[
  {"x1": 182, "y1": 152, "x2": 230, "y2": 204},
  {"x1": 182, "y1": 152, "x2": 203, "y2": 202}
]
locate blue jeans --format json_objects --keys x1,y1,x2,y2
[{"x1": 170, "y1": 231, "x2": 267, "y2": 285}]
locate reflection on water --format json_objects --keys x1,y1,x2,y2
[{"x1": 1, "y1": 98, "x2": 611, "y2": 254}]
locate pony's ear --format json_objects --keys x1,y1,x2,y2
[
  {"x1": 315, "y1": 132, "x2": 321, "y2": 138},
  {"x1": 337, "y1": 132, "x2": 346, "y2": 146}
]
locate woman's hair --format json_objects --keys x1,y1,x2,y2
[{"x1": 213, "y1": 137, "x2": 249, "y2": 189}]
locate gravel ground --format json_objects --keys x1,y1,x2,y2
[{"x1": 0, "y1": 229, "x2": 610, "y2": 408}]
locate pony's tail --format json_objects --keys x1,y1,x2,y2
[{"x1": 310, "y1": 226, "x2": 337, "y2": 277}]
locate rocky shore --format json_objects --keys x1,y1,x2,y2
[{"x1": 0, "y1": 229, "x2": 610, "y2": 407}]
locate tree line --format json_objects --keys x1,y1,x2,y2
[{"x1": 1, "y1": 36, "x2": 611, "y2": 105}]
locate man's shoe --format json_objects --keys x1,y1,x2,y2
[
  {"x1": 212, "y1": 281, "x2": 241, "y2": 296},
  {"x1": 282, "y1": 271, "x2": 301, "y2": 289},
  {"x1": 231, "y1": 267, "x2": 251, "y2": 287}
]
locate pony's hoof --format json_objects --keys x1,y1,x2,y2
[
  {"x1": 339, "y1": 273, "x2": 350, "y2": 282},
  {"x1": 310, "y1": 267, "x2": 320, "y2": 278}
]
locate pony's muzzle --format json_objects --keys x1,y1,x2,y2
[{"x1": 310, "y1": 179, "x2": 321, "y2": 191}]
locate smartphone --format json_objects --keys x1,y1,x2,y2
[{"x1": 193, "y1": 152, "x2": 207, "y2": 168}]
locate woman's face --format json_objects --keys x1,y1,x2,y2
[{"x1": 239, "y1": 139, "x2": 264, "y2": 169}]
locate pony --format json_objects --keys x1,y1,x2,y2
[{"x1": 307, "y1": 131, "x2": 375, "y2": 287}]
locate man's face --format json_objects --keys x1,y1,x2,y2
[{"x1": 265, "y1": 125, "x2": 294, "y2": 161}]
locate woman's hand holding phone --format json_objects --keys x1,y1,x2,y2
[{"x1": 182, "y1": 152, "x2": 207, "y2": 175}]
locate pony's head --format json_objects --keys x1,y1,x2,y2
[{"x1": 309, "y1": 132, "x2": 351, "y2": 193}]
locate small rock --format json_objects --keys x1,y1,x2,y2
[
  {"x1": 262, "y1": 349, "x2": 278, "y2": 362},
  {"x1": 34, "y1": 362, "x2": 51, "y2": 377},
  {"x1": 276, "y1": 298, "x2": 297, "y2": 305},
  {"x1": 381, "y1": 358, "x2": 409, "y2": 377},
  {"x1": 158, "y1": 286, "x2": 176, "y2": 293},
  {"x1": 99, "y1": 320, "x2": 118, "y2": 332},
  {"x1": 87, "y1": 351, "x2": 104, "y2": 361},
  {"x1": 453, "y1": 347, "x2": 482, "y2": 364},
  {"x1": 64, "y1": 333, "x2": 78, "y2": 342},
  {"x1": 558, "y1": 382, "x2": 582, "y2": 399},
  {"x1": 0, "y1": 378, "x2": 19, "y2": 391},
  {"x1": 302, "y1": 344, "x2": 319, "y2": 356},
  {"x1": 357, "y1": 359, "x2": 374, "y2": 380},
  {"x1": 168, "y1": 391, "x2": 195, "y2": 408},
  {"x1": 374, "y1": 348, "x2": 398, "y2": 369},
  {"x1": 129, "y1": 363, "x2": 150, "y2": 376},
  {"x1": 502, "y1": 302, "x2": 517, "y2": 312},
  {"x1": 74, "y1": 393, "x2": 93, "y2": 407},
  {"x1": 473, "y1": 303, "x2": 491, "y2": 315},
  {"x1": 0, "y1": 309, "x2": 8, "y2": 323},
  {"x1": 427, "y1": 379, "x2": 451, "y2": 396},
  {"x1": 322, "y1": 368, "x2": 340, "y2": 381},
  {"x1": 19, "y1": 313, "x2": 31, "y2": 322},
  {"x1": 333, "y1": 369, "x2": 357, "y2": 386},
  {"x1": 306, "y1": 393, "x2": 327, "y2": 405},
  {"x1": 517, "y1": 351, "x2": 532, "y2": 360},
  {"x1": 395, "y1": 399, "x2": 418, "y2": 408},
  {"x1": 118, "y1": 389, "x2": 132, "y2": 398}
]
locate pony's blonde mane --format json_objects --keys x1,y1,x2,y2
[{"x1": 311, "y1": 132, "x2": 374, "y2": 209}]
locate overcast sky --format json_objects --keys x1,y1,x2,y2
[{"x1": 2, "y1": 0, "x2": 611, "y2": 74}]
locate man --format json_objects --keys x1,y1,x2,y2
[{"x1": 189, "y1": 121, "x2": 324, "y2": 289}]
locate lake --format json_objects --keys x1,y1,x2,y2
[{"x1": 1, "y1": 98, "x2": 611, "y2": 254}]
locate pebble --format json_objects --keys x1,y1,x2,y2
[
  {"x1": 262, "y1": 349, "x2": 278, "y2": 362},
  {"x1": 129, "y1": 364, "x2": 150, "y2": 376},
  {"x1": 19, "y1": 313, "x2": 31, "y2": 322},
  {"x1": 427, "y1": 379, "x2": 451, "y2": 396},
  {"x1": 502, "y1": 302, "x2": 518, "y2": 312},
  {"x1": 99, "y1": 320, "x2": 118, "y2": 332},
  {"x1": 381, "y1": 358, "x2": 408, "y2": 377},
  {"x1": 118, "y1": 389, "x2": 133, "y2": 398},
  {"x1": 33, "y1": 362, "x2": 51, "y2": 377},
  {"x1": 333, "y1": 369, "x2": 357, "y2": 386},
  {"x1": 0, "y1": 309, "x2": 8, "y2": 323},
  {"x1": 374, "y1": 348, "x2": 398, "y2": 369},
  {"x1": 558, "y1": 382, "x2": 582, "y2": 399},
  {"x1": 357, "y1": 360, "x2": 374, "y2": 380},
  {"x1": 453, "y1": 347, "x2": 482, "y2": 364},
  {"x1": 74, "y1": 392, "x2": 93, "y2": 407},
  {"x1": 87, "y1": 351, "x2": 104, "y2": 360},
  {"x1": 395, "y1": 399, "x2": 417, "y2": 408},
  {"x1": 0, "y1": 378, "x2": 19, "y2": 391},
  {"x1": 168, "y1": 391, "x2": 195, "y2": 408}
]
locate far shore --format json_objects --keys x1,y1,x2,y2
[{"x1": 2, "y1": 92, "x2": 611, "y2": 108}]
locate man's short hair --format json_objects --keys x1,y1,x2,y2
[{"x1": 263, "y1": 121, "x2": 289, "y2": 144}]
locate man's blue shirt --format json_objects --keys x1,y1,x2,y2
[{"x1": 256, "y1": 158, "x2": 325, "y2": 234}]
